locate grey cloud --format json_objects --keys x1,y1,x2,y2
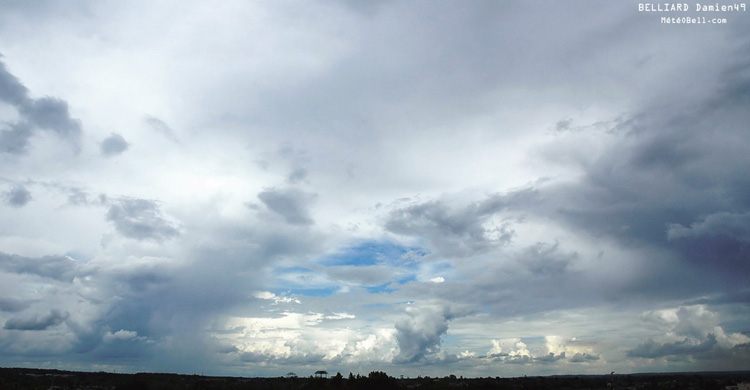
[
  {"x1": 19, "y1": 97, "x2": 81, "y2": 142},
  {"x1": 240, "y1": 350, "x2": 326, "y2": 365},
  {"x1": 4, "y1": 185, "x2": 32, "y2": 207},
  {"x1": 277, "y1": 145, "x2": 309, "y2": 185},
  {"x1": 0, "y1": 297, "x2": 30, "y2": 312},
  {"x1": 4, "y1": 309, "x2": 69, "y2": 331},
  {"x1": 530, "y1": 47, "x2": 750, "y2": 299},
  {"x1": 505, "y1": 355, "x2": 533, "y2": 365},
  {"x1": 555, "y1": 118, "x2": 573, "y2": 132},
  {"x1": 393, "y1": 306, "x2": 467, "y2": 364},
  {"x1": 257, "y1": 188, "x2": 316, "y2": 225},
  {"x1": 384, "y1": 192, "x2": 525, "y2": 257},
  {"x1": 685, "y1": 290, "x2": 750, "y2": 306},
  {"x1": 568, "y1": 352, "x2": 600, "y2": 363},
  {"x1": 325, "y1": 265, "x2": 401, "y2": 287},
  {"x1": 287, "y1": 166, "x2": 308, "y2": 184},
  {"x1": 144, "y1": 115, "x2": 179, "y2": 142},
  {"x1": 626, "y1": 334, "x2": 718, "y2": 359},
  {"x1": 519, "y1": 241, "x2": 575, "y2": 276},
  {"x1": 106, "y1": 198, "x2": 180, "y2": 241},
  {"x1": 70, "y1": 220, "x2": 307, "y2": 363},
  {"x1": 67, "y1": 187, "x2": 90, "y2": 206},
  {"x1": 0, "y1": 252, "x2": 78, "y2": 282},
  {"x1": 668, "y1": 212, "x2": 750, "y2": 243},
  {"x1": 100, "y1": 133, "x2": 129, "y2": 157},
  {"x1": 0, "y1": 122, "x2": 33, "y2": 154},
  {"x1": 535, "y1": 352, "x2": 565, "y2": 362},
  {"x1": 0, "y1": 58, "x2": 82, "y2": 154},
  {"x1": 0, "y1": 57, "x2": 30, "y2": 106}
]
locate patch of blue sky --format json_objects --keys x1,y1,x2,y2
[
  {"x1": 273, "y1": 286, "x2": 338, "y2": 297},
  {"x1": 318, "y1": 241, "x2": 427, "y2": 268},
  {"x1": 365, "y1": 282, "x2": 396, "y2": 294},
  {"x1": 396, "y1": 274, "x2": 417, "y2": 285}
]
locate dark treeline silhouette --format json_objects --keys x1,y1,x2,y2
[{"x1": 0, "y1": 367, "x2": 748, "y2": 390}]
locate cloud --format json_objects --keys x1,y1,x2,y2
[
  {"x1": 3, "y1": 185, "x2": 32, "y2": 207},
  {"x1": 0, "y1": 123, "x2": 33, "y2": 154},
  {"x1": 393, "y1": 305, "x2": 465, "y2": 364},
  {"x1": 106, "y1": 198, "x2": 180, "y2": 241},
  {"x1": 19, "y1": 97, "x2": 81, "y2": 144},
  {"x1": 384, "y1": 192, "x2": 525, "y2": 257},
  {"x1": 0, "y1": 58, "x2": 82, "y2": 154},
  {"x1": 535, "y1": 352, "x2": 565, "y2": 362},
  {"x1": 0, "y1": 56, "x2": 30, "y2": 105},
  {"x1": 0, "y1": 0, "x2": 748, "y2": 377},
  {"x1": 257, "y1": 188, "x2": 316, "y2": 225},
  {"x1": 0, "y1": 252, "x2": 78, "y2": 282},
  {"x1": 325, "y1": 265, "x2": 398, "y2": 287},
  {"x1": 144, "y1": 116, "x2": 179, "y2": 143},
  {"x1": 629, "y1": 305, "x2": 750, "y2": 361},
  {"x1": 627, "y1": 334, "x2": 718, "y2": 359},
  {"x1": 518, "y1": 241, "x2": 575, "y2": 276},
  {"x1": 668, "y1": 212, "x2": 750, "y2": 243},
  {"x1": 100, "y1": 133, "x2": 129, "y2": 156},
  {"x1": 568, "y1": 352, "x2": 600, "y2": 363},
  {"x1": 103, "y1": 329, "x2": 139, "y2": 342},
  {"x1": 4, "y1": 309, "x2": 69, "y2": 331},
  {"x1": 0, "y1": 297, "x2": 30, "y2": 312}
]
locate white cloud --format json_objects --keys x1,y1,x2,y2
[{"x1": 103, "y1": 329, "x2": 138, "y2": 342}]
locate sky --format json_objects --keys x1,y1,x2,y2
[{"x1": 0, "y1": 0, "x2": 749, "y2": 378}]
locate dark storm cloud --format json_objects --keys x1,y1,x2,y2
[
  {"x1": 530, "y1": 45, "x2": 750, "y2": 297},
  {"x1": 626, "y1": 334, "x2": 718, "y2": 359},
  {"x1": 257, "y1": 188, "x2": 316, "y2": 225},
  {"x1": 3, "y1": 185, "x2": 32, "y2": 207},
  {"x1": 0, "y1": 57, "x2": 82, "y2": 154},
  {"x1": 0, "y1": 252, "x2": 77, "y2": 282},
  {"x1": 384, "y1": 191, "x2": 531, "y2": 257},
  {"x1": 106, "y1": 198, "x2": 180, "y2": 241},
  {"x1": 668, "y1": 212, "x2": 750, "y2": 243},
  {"x1": 685, "y1": 290, "x2": 750, "y2": 306},
  {"x1": 100, "y1": 133, "x2": 129, "y2": 156},
  {"x1": 4, "y1": 309, "x2": 69, "y2": 331}
]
